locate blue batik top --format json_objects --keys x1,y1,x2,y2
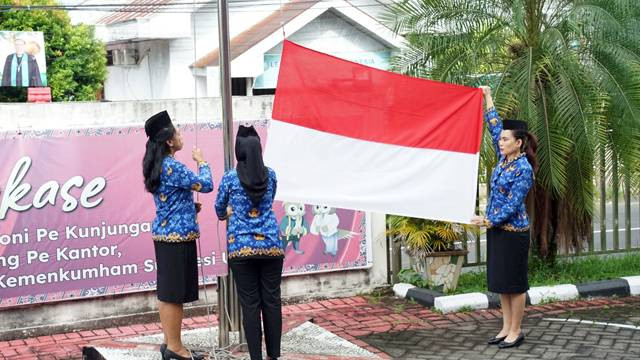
[
  {"x1": 214, "y1": 168, "x2": 284, "y2": 261},
  {"x1": 151, "y1": 156, "x2": 214, "y2": 242},
  {"x1": 484, "y1": 107, "x2": 534, "y2": 232}
]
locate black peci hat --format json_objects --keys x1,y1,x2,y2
[
  {"x1": 145, "y1": 110, "x2": 173, "y2": 138},
  {"x1": 503, "y1": 119, "x2": 528, "y2": 132}
]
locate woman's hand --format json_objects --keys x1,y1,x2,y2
[
  {"x1": 479, "y1": 85, "x2": 494, "y2": 110},
  {"x1": 192, "y1": 147, "x2": 205, "y2": 163},
  {"x1": 470, "y1": 215, "x2": 486, "y2": 226},
  {"x1": 220, "y1": 206, "x2": 233, "y2": 220}
]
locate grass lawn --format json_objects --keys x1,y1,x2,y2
[{"x1": 450, "y1": 252, "x2": 640, "y2": 295}]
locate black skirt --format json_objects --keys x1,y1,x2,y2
[
  {"x1": 154, "y1": 241, "x2": 199, "y2": 304},
  {"x1": 486, "y1": 228, "x2": 530, "y2": 294}
]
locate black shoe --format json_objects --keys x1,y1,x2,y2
[
  {"x1": 487, "y1": 335, "x2": 507, "y2": 345},
  {"x1": 160, "y1": 343, "x2": 167, "y2": 356},
  {"x1": 498, "y1": 333, "x2": 525, "y2": 349},
  {"x1": 163, "y1": 347, "x2": 206, "y2": 360}
]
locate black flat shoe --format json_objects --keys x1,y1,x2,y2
[
  {"x1": 163, "y1": 348, "x2": 206, "y2": 360},
  {"x1": 487, "y1": 335, "x2": 507, "y2": 345},
  {"x1": 498, "y1": 333, "x2": 525, "y2": 349},
  {"x1": 160, "y1": 343, "x2": 167, "y2": 356}
]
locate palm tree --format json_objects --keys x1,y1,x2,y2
[{"x1": 382, "y1": 0, "x2": 640, "y2": 263}]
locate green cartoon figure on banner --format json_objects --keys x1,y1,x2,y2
[{"x1": 279, "y1": 202, "x2": 308, "y2": 255}]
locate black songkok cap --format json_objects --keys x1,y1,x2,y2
[
  {"x1": 144, "y1": 110, "x2": 173, "y2": 138},
  {"x1": 503, "y1": 119, "x2": 528, "y2": 131}
]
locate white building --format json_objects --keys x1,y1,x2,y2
[{"x1": 83, "y1": 0, "x2": 402, "y2": 100}]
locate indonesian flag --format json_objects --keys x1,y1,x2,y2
[{"x1": 264, "y1": 41, "x2": 483, "y2": 223}]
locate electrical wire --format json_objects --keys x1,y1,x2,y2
[{"x1": 0, "y1": 0, "x2": 393, "y2": 14}]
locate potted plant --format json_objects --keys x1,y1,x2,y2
[{"x1": 387, "y1": 215, "x2": 471, "y2": 292}]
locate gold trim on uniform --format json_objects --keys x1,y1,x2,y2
[
  {"x1": 500, "y1": 224, "x2": 529, "y2": 232},
  {"x1": 228, "y1": 234, "x2": 235, "y2": 243},
  {"x1": 192, "y1": 182, "x2": 202, "y2": 191},
  {"x1": 248, "y1": 208, "x2": 260, "y2": 218},
  {"x1": 161, "y1": 220, "x2": 167, "y2": 227},
  {"x1": 167, "y1": 166, "x2": 173, "y2": 176},
  {"x1": 254, "y1": 234, "x2": 265, "y2": 241},
  {"x1": 228, "y1": 246, "x2": 284, "y2": 259},
  {"x1": 159, "y1": 194, "x2": 167, "y2": 202},
  {"x1": 152, "y1": 231, "x2": 200, "y2": 242},
  {"x1": 490, "y1": 118, "x2": 498, "y2": 125}
]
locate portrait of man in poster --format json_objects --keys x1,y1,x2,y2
[{"x1": 1, "y1": 32, "x2": 46, "y2": 87}]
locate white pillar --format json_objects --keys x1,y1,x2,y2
[{"x1": 206, "y1": 66, "x2": 221, "y2": 97}]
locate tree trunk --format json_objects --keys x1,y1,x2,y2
[{"x1": 532, "y1": 186, "x2": 592, "y2": 264}]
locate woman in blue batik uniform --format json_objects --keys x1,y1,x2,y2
[
  {"x1": 215, "y1": 125, "x2": 283, "y2": 360},
  {"x1": 471, "y1": 86, "x2": 537, "y2": 349},
  {"x1": 142, "y1": 110, "x2": 213, "y2": 360}
]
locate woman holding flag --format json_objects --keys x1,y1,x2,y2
[{"x1": 471, "y1": 86, "x2": 537, "y2": 349}]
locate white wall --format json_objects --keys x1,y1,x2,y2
[
  {"x1": 168, "y1": 38, "x2": 200, "y2": 99},
  {"x1": 104, "y1": 40, "x2": 172, "y2": 101},
  {"x1": 268, "y1": 10, "x2": 392, "y2": 57},
  {"x1": 0, "y1": 96, "x2": 272, "y2": 130},
  {"x1": 104, "y1": 60, "x2": 152, "y2": 101},
  {"x1": 99, "y1": 20, "x2": 139, "y2": 42}
]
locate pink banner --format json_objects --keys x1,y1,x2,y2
[{"x1": 0, "y1": 122, "x2": 371, "y2": 308}]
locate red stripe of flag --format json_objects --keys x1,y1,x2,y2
[{"x1": 272, "y1": 40, "x2": 483, "y2": 154}]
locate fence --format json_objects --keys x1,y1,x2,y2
[
  {"x1": 461, "y1": 162, "x2": 640, "y2": 266},
  {"x1": 389, "y1": 162, "x2": 640, "y2": 277}
]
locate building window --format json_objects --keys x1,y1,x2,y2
[
  {"x1": 106, "y1": 50, "x2": 114, "y2": 66},
  {"x1": 231, "y1": 78, "x2": 247, "y2": 96}
]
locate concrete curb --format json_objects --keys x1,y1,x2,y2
[{"x1": 394, "y1": 275, "x2": 640, "y2": 314}]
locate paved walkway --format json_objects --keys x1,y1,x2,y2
[
  {"x1": 1, "y1": 294, "x2": 639, "y2": 359},
  {"x1": 362, "y1": 301, "x2": 640, "y2": 359}
]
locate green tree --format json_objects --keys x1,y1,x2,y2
[
  {"x1": 0, "y1": 0, "x2": 107, "y2": 101},
  {"x1": 382, "y1": 0, "x2": 640, "y2": 263}
]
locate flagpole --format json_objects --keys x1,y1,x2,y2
[{"x1": 216, "y1": 0, "x2": 245, "y2": 349}]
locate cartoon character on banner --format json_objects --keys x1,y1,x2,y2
[
  {"x1": 310, "y1": 205, "x2": 355, "y2": 257},
  {"x1": 279, "y1": 202, "x2": 308, "y2": 254}
]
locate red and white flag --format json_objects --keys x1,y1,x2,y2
[{"x1": 264, "y1": 41, "x2": 483, "y2": 223}]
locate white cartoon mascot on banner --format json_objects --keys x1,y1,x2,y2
[{"x1": 310, "y1": 205, "x2": 354, "y2": 257}]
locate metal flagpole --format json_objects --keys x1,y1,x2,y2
[{"x1": 216, "y1": 0, "x2": 245, "y2": 349}]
